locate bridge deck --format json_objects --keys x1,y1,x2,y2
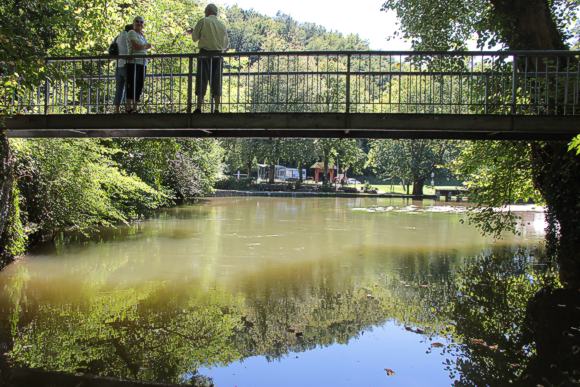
[{"x1": 6, "y1": 113, "x2": 579, "y2": 140}]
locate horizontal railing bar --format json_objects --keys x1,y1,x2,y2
[
  {"x1": 51, "y1": 71, "x2": 515, "y2": 81},
  {"x1": 42, "y1": 50, "x2": 580, "y2": 62},
  {"x1": 44, "y1": 71, "x2": 579, "y2": 83}
]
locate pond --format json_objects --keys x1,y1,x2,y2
[{"x1": 0, "y1": 197, "x2": 550, "y2": 386}]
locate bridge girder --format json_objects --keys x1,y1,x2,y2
[{"x1": 5, "y1": 113, "x2": 580, "y2": 140}]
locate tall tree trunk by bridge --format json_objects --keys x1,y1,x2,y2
[
  {"x1": 412, "y1": 178, "x2": 425, "y2": 196},
  {"x1": 0, "y1": 132, "x2": 15, "y2": 270},
  {"x1": 490, "y1": 0, "x2": 580, "y2": 289}
]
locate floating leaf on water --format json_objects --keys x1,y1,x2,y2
[
  {"x1": 431, "y1": 342, "x2": 445, "y2": 348},
  {"x1": 384, "y1": 368, "x2": 396, "y2": 376}
]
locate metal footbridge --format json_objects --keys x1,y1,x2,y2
[{"x1": 4, "y1": 50, "x2": 580, "y2": 140}]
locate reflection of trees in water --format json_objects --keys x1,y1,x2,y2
[
  {"x1": 1, "y1": 276, "x2": 244, "y2": 385},
  {"x1": 0, "y1": 246, "x2": 565, "y2": 385},
  {"x1": 447, "y1": 250, "x2": 561, "y2": 386}
]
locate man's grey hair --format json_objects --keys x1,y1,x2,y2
[{"x1": 205, "y1": 3, "x2": 218, "y2": 15}]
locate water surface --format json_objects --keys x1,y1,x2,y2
[{"x1": 0, "y1": 198, "x2": 546, "y2": 386}]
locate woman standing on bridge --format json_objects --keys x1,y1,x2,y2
[{"x1": 126, "y1": 16, "x2": 151, "y2": 113}]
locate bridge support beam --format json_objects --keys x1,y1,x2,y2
[{"x1": 6, "y1": 113, "x2": 580, "y2": 140}]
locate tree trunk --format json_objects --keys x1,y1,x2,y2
[
  {"x1": 412, "y1": 178, "x2": 425, "y2": 196},
  {"x1": 0, "y1": 132, "x2": 14, "y2": 269},
  {"x1": 401, "y1": 179, "x2": 409, "y2": 195},
  {"x1": 489, "y1": 0, "x2": 566, "y2": 50},
  {"x1": 298, "y1": 161, "x2": 303, "y2": 183},
  {"x1": 246, "y1": 160, "x2": 252, "y2": 178},
  {"x1": 531, "y1": 142, "x2": 580, "y2": 288},
  {"x1": 323, "y1": 157, "x2": 329, "y2": 185},
  {"x1": 268, "y1": 163, "x2": 275, "y2": 184},
  {"x1": 490, "y1": 0, "x2": 579, "y2": 288}
]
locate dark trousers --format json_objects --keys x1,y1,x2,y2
[
  {"x1": 195, "y1": 50, "x2": 223, "y2": 98},
  {"x1": 126, "y1": 63, "x2": 145, "y2": 102},
  {"x1": 113, "y1": 66, "x2": 127, "y2": 105}
]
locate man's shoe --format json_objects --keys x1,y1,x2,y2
[{"x1": 193, "y1": 108, "x2": 202, "y2": 114}]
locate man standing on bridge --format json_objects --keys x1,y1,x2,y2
[{"x1": 190, "y1": 4, "x2": 229, "y2": 114}]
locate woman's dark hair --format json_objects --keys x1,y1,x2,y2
[{"x1": 125, "y1": 24, "x2": 134, "y2": 32}]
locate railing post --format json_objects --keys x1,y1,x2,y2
[
  {"x1": 511, "y1": 54, "x2": 518, "y2": 114},
  {"x1": 43, "y1": 59, "x2": 49, "y2": 115},
  {"x1": 345, "y1": 54, "x2": 351, "y2": 114},
  {"x1": 187, "y1": 55, "x2": 194, "y2": 114}
]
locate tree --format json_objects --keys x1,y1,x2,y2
[
  {"x1": 381, "y1": 0, "x2": 580, "y2": 288},
  {"x1": 451, "y1": 141, "x2": 543, "y2": 237},
  {"x1": 281, "y1": 139, "x2": 317, "y2": 183},
  {"x1": 0, "y1": 0, "x2": 76, "y2": 267},
  {"x1": 369, "y1": 140, "x2": 459, "y2": 195},
  {"x1": 313, "y1": 139, "x2": 367, "y2": 186},
  {"x1": 13, "y1": 139, "x2": 166, "y2": 243}
]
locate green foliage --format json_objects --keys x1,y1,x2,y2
[
  {"x1": 451, "y1": 141, "x2": 542, "y2": 238},
  {"x1": 215, "y1": 177, "x2": 255, "y2": 191},
  {"x1": 227, "y1": 7, "x2": 368, "y2": 52},
  {"x1": 569, "y1": 135, "x2": 580, "y2": 156},
  {"x1": 281, "y1": 139, "x2": 318, "y2": 180},
  {"x1": 312, "y1": 139, "x2": 367, "y2": 185},
  {"x1": 368, "y1": 140, "x2": 459, "y2": 195},
  {"x1": 12, "y1": 139, "x2": 166, "y2": 240},
  {"x1": 381, "y1": 0, "x2": 579, "y2": 50},
  {"x1": 3, "y1": 183, "x2": 26, "y2": 258}
]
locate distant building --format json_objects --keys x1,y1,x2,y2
[
  {"x1": 310, "y1": 162, "x2": 337, "y2": 183},
  {"x1": 257, "y1": 164, "x2": 307, "y2": 182}
]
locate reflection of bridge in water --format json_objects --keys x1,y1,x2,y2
[{"x1": 4, "y1": 50, "x2": 580, "y2": 139}]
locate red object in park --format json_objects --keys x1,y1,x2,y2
[{"x1": 311, "y1": 162, "x2": 336, "y2": 183}]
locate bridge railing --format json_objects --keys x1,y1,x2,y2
[{"x1": 2, "y1": 51, "x2": 579, "y2": 115}]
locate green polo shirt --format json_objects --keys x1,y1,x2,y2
[{"x1": 192, "y1": 15, "x2": 229, "y2": 52}]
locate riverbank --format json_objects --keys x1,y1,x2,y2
[{"x1": 212, "y1": 189, "x2": 446, "y2": 200}]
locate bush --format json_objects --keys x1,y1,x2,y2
[
  {"x1": 214, "y1": 177, "x2": 255, "y2": 190},
  {"x1": 12, "y1": 139, "x2": 166, "y2": 241}
]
